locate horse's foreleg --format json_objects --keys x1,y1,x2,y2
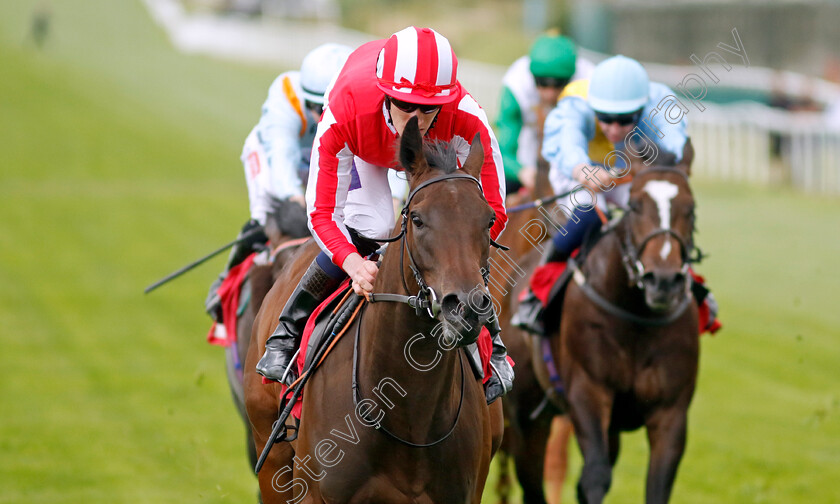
[
  {"x1": 644, "y1": 406, "x2": 688, "y2": 504},
  {"x1": 254, "y1": 439, "x2": 302, "y2": 504},
  {"x1": 608, "y1": 425, "x2": 620, "y2": 467},
  {"x1": 471, "y1": 397, "x2": 503, "y2": 504},
  {"x1": 567, "y1": 375, "x2": 613, "y2": 504},
  {"x1": 490, "y1": 398, "x2": 504, "y2": 456},
  {"x1": 544, "y1": 415, "x2": 573, "y2": 504},
  {"x1": 513, "y1": 411, "x2": 552, "y2": 504},
  {"x1": 246, "y1": 381, "x2": 298, "y2": 503},
  {"x1": 494, "y1": 450, "x2": 512, "y2": 504}
]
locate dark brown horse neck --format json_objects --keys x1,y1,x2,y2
[
  {"x1": 361, "y1": 304, "x2": 464, "y2": 435},
  {"x1": 578, "y1": 229, "x2": 649, "y2": 315}
]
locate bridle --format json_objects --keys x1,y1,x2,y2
[
  {"x1": 354, "y1": 171, "x2": 504, "y2": 448},
  {"x1": 257, "y1": 172, "x2": 507, "y2": 469},
  {"x1": 618, "y1": 167, "x2": 704, "y2": 290},
  {"x1": 366, "y1": 171, "x2": 507, "y2": 319},
  {"x1": 570, "y1": 166, "x2": 703, "y2": 326}
]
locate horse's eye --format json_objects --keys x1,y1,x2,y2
[
  {"x1": 628, "y1": 200, "x2": 641, "y2": 212},
  {"x1": 411, "y1": 214, "x2": 424, "y2": 228},
  {"x1": 488, "y1": 217, "x2": 496, "y2": 230}
]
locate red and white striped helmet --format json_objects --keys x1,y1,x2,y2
[{"x1": 375, "y1": 26, "x2": 459, "y2": 105}]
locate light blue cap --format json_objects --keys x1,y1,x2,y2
[{"x1": 588, "y1": 55, "x2": 649, "y2": 114}]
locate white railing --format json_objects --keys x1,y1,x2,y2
[
  {"x1": 689, "y1": 103, "x2": 840, "y2": 195},
  {"x1": 145, "y1": 1, "x2": 840, "y2": 196}
]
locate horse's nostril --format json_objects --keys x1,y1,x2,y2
[
  {"x1": 643, "y1": 270, "x2": 685, "y2": 294},
  {"x1": 440, "y1": 293, "x2": 463, "y2": 318},
  {"x1": 472, "y1": 292, "x2": 492, "y2": 314}
]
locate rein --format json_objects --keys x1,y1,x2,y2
[
  {"x1": 255, "y1": 292, "x2": 364, "y2": 473},
  {"x1": 571, "y1": 166, "x2": 699, "y2": 327},
  {"x1": 353, "y1": 171, "x2": 490, "y2": 447},
  {"x1": 505, "y1": 187, "x2": 576, "y2": 214},
  {"x1": 269, "y1": 236, "x2": 312, "y2": 261},
  {"x1": 351, "y1": 305, "x2": 466, "y2": 448}
]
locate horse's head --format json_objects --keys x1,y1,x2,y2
[
  {"x1": 264, "y1": 197, "x2": 310, "y2": 247},
  {"x1": 623, "y1": 154, "x2": 695, "y2": 313},
  {"x1": 393, "y1": 116, "x2": 496, "y2": 346}
]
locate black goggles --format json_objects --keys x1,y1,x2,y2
[
  {"x1": 534, "y1": 76, "x2": 571, "y2": 89},
  {"x1": 387, "y1": 97, "x2": 441, "y2": 114},
  {"x1": 594, "y1": 108, "x2": 643, "y2": 126}
]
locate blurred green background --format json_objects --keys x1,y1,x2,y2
[{"x1": 1, "y1": 1, "x2": 838, "y2": 503}]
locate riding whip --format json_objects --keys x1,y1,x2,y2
[
  {"x1": 505, "y1": 187, "x2": 577, "y2": 214},
  {"x1": 143, "y1": 227, "x2": 265, "y2": 294}
]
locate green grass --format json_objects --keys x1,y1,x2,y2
[
  {"x1": 0, "y1": 1, "x2": 279, "y2": 502},
  {"x1": 1, "y1": 1, "x2": 839, "y2": 503},
  {"x1": 488, "y1": 180, "x2": 840, "y2": 504}
]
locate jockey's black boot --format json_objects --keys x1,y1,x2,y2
[
  {"x1": 511, "y1": 242, "x2": 569, "y2": 335},
  {"x1": 204, "y1": 219, "x2": 267, "y2": 323},
  {"x1": 256, "y1": 259, "x2": 342, "y2": 385},
  {"x1": 483, "y1": 312, "x2": 515, "y2": 404}
]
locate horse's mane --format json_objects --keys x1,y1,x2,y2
[
  {"x1": 422, "y1": 140, "x2": 458, "y2": 174},
  {"x1": 629, "y1": 137, "x2": 693, "y2": 173},
  {"x1": 652, "y1": 150, "x2": 679, "y2": 167}
]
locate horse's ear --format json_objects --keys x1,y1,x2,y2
[
  {"x1": 678, "y1": 138, "x2": 694, "y2": 176},
  {"x1": 399, "y1": 116, "x2": 429, "y2": 180},
  {"x1": 461, "y1": 132, "x2": 484, "y2": 179}
]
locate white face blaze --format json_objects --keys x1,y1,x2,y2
[{"x1": 643, "y1": 180, "x2": 680, "y2": 260}]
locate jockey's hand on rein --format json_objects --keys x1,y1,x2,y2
[
  {"x1": 343, "y1": 253, "x2": 379, "y2": 295},
  {"x1": 573, "y1": 162, "x2": 616, "y2": 192}
]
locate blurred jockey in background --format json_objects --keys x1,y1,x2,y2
[
  {"x1": 515, "y1": 54, "x2": 719, "y2": 336},
  {"x1": 204, "y1": 43, "x2": 356, "y2": 323},
  {"x1": 496, "y1": 32, "x2": 594, "y2": 194},
  {"x1": 495, "y1": 32, "x2": 595, "y2": 504},
  {"x1": 255, "y1": 26, "x2": 515, "y2": 404}
]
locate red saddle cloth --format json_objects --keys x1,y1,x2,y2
[
  {"x1": 207, "y1": 253, "x2": 256, "y2": 347},
  {"x1": 527, "y1": 261, "x2": 569, "y2": 306},
  {"x1": 526, "y1": 256, "x2": 721, "y2": 335},
  {"x1": 265, "y1": 283, "x2": 500, "y2": 419}
]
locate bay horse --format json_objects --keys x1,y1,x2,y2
[
  {"x1": 225, "y1": 198, "x2": 311, "y2": 475},
  {"x1": 491, "y1": 171, "x2": 570, "y2": 504},
  {"x1": 551, "y1": 157, "x2": 700, "y2": 504},
  {"x1": 244, "y1": 116, "x2": 502, "y2": 503}
]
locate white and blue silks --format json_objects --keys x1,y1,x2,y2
[{"x1": 542, "y1": 81, "x2": 689, "y2": 196}]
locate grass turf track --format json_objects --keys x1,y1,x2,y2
[{"x1": 0, "y1": 1, "x2": 838, "y2": 502}]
